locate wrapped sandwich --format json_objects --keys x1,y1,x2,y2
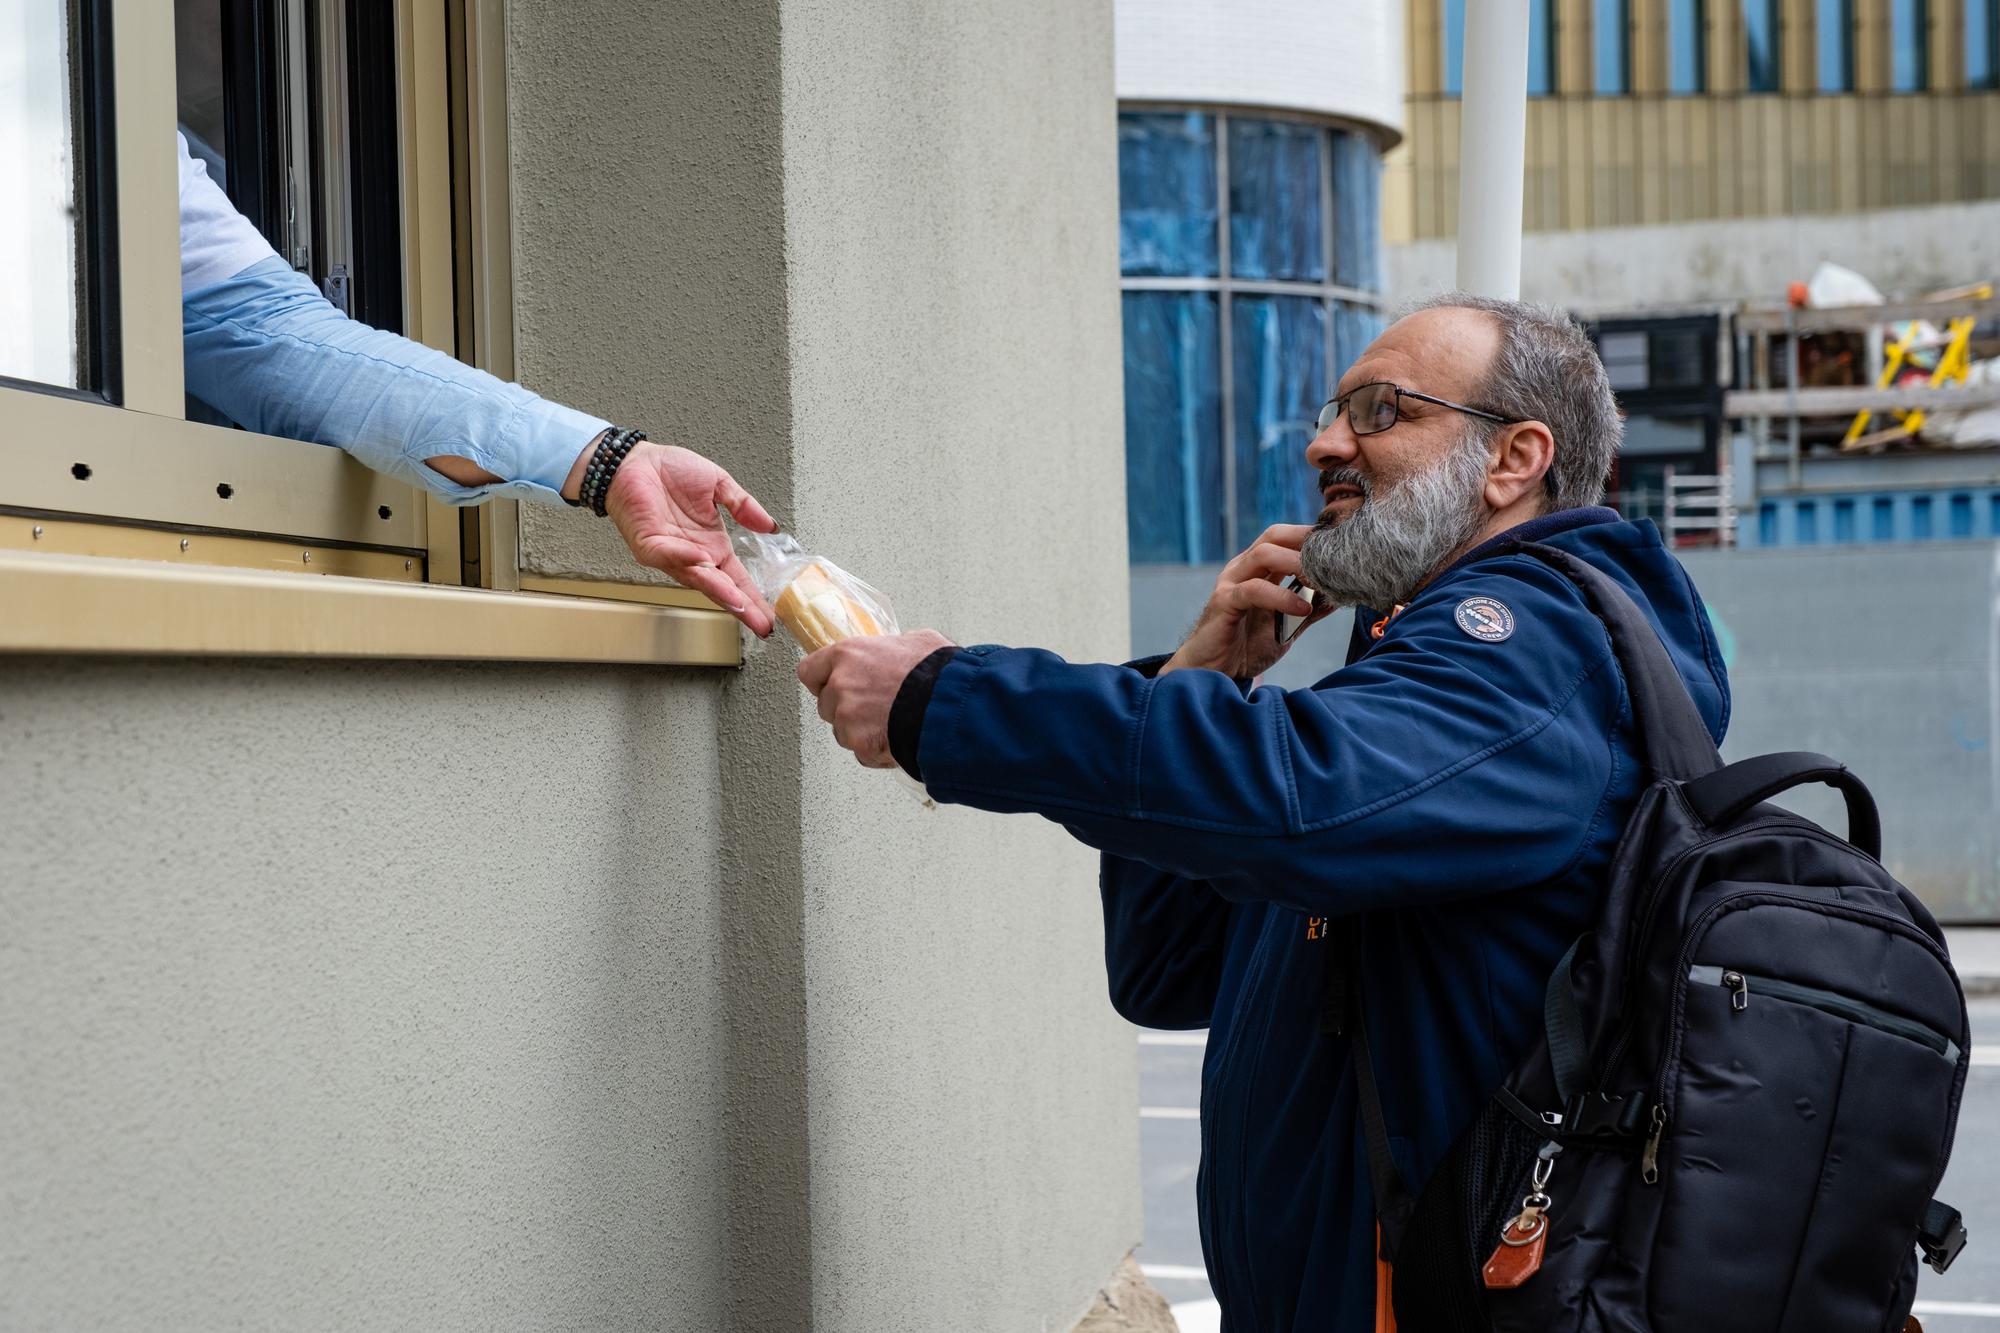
[
  {"x1": 731, "y1": 529, "x2": 900, "y2": 652},
  {"x1": 730, "y1": 523, "x2": 932, "y2": 807}
]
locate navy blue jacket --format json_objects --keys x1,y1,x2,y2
[{"x1": 894, "y1": 510, "x2": 1730, "y2": 1332}]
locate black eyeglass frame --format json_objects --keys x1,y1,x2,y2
[{"x1": 1317, "y1": 381, "x2": 1523, "y2": 437}]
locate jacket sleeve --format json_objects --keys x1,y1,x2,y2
[
  {"x1": 917, "y1": 557, "x2": 1625, "y2": 917},
  {"x1": 1097, "y1": 852, "x2": 1235, "y2": 1030}
]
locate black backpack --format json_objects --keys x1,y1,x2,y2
[{"x1": 1334, "y1": 541, "x2": 1971, "y2": 1333}]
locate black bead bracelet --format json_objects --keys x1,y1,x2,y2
[{"x1": 572, "y1": 427, "x2": 646, "y2": 516}]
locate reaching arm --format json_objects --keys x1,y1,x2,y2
[{"x1": 908, "y1": 558, "x2": 1624, "y2": 916}]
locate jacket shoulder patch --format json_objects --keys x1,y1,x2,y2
[{"x1": 1454, "y1": 596, "x2": 1516, "y2": 642}]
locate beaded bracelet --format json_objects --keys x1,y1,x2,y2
[{"x1": 573, "y1": 427, "x2": 646, "y2": 516}]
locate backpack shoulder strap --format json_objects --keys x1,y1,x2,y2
[{"x1": 1505, "y1": 540, "x2": 1721, "y2": 781}]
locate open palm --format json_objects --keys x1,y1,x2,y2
[{"x1": 605, "y1": 441, "x2": 778, "y2": 636}]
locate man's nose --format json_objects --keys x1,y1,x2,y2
[{"x1": 1305, "y1": 415, "x2": 1357, "y2": 472}]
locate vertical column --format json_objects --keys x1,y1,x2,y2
[{"x1": 1457, "y1": 0, "x2": 1532, "y2": 295}]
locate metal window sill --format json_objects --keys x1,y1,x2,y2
[{"x1": 0, "y1": 549, "x2": 741, "y2": 666}]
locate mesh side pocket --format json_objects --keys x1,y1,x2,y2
[{"x1": 1392, "y1": 1099, "x2": 1544, "y2": 1332}]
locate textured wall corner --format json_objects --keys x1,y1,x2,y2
[
  {"x1": 777, "y1": 2, "x2": 1140, "y2": 1330},
  {"x1": 507, "y1": 0, "x2": 796, "y2": 585}
]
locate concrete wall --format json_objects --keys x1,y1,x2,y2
[
  {"x1": 1114, "y1": 0, "x2": 1404, "y2": 139},
  {"x1": 1132, "y1": 541, "x2": 2000, "y2": 922},
  {"x1": 508, "y1": 0, "x2": 1140, "y2": 1330},
  {"x1": 1386, "y1": 200, "x2": 2000, "y2": 315},
  {"x1": 0, "y1": 660, "x2": 736, "y2": 1330},
  {"x1": 2, "y1": 1, "x2": 1138, "y2": 1330}
]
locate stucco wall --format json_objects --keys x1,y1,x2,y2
[
  {"x1": 1115, "y1": 0, "x2": 1404, "y2": 140},
  {"x1": 509, "y1": 2, "x2": 1140, "y2": 1332},
  {"x1": 777, "y1": 2, "x2": 1138, "y2": 1329},
  {"x1": 0, "y1": 660, "x2": 734, "y2": 1330}
]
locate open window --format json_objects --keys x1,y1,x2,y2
[{"x1": 0, "y1": 0, "x2": 736, "y2": 666}]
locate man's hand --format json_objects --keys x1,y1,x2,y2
[
  {"x1": 604, "y1": 441, "x2": 779, "y2": 637},
  {"x1": 798, "y1": 631, "x2": 956, "y2": 768},
  {"x1": 1160, "y1": 524, "x2": 1334, "y2": 678}
]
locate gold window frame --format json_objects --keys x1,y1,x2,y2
[{"x1": 0, "y1": 0, "x2": 737, "y2": 666}]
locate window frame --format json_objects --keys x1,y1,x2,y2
[
  {"x1": 1890, "y1": 0, "x2": 1929, "y2": 93},
  {"x1": 1593, "y1": 0, "x2": 1632, "y2": 95},
  {"x1": 1668, "y1": 0, "x2": 1707, "y2": 96},
  {"x1": 0, "y1": 0, "x2": 739, "y2": 666},
  {"x1": 1742, "y1": 0, "x2": 1784, "y2": 93},
  {"x1": 1816, "y1": 0, "x2": 1855, "y2": 93},
  {"x1": 1117, "y1": 104, "x2": 1390, "y2": 564}
]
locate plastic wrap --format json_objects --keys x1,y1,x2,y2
[
  {"x1": 732, "y1": 529, "x2": 901, "y2": 652},
  {"x1": 731, "y1": 525, "x2": 933, "y2": 807}
]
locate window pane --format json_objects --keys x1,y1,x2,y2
[
  {"x1": 1231, "y1": 296, "x2": 1327, "y2": 545},
  {"x1": 1335, "y1": 303, "x2": 1387, "y2": 383},
  {"x1": 1595, "y1": 0, "x2": 1630, "y2": 93},
  {"x1": 1123, "y1": 293, "x2": 1224, "y2": 563},
  {"x1": 1669, "y1": 0, "x2": 1706, "y2": 93},
  {"x1": 1118, "y1": 112, "x2": 1218, "y2": 279},
  {"x1": 1443, "y1": 0, "x2": 1465, "y2": 96},
  {"x1": 1818, "y1": 0, "x2": 1854, "y2": 91},
  {"x1": 1974, "y1": 0, "x2": 2000, "y2": 88},
  {"x1": 1892, "y1": 0, "x2": 1928, "y2": 91},
  {"x1": 1528, "y1": 0, "x2": 1555, "y2": 94},
  {"x1": 1228, "y1": 118, "x2": 1326, "y2": 283},
  {"x1": 1332, "y1": 132, "x2": 1383, "y2": 292},
  {"x1": 0, "y1": 0, "x2": 83, "y2": 388},
  {"x1": 1744, "y1": 0, "x2": 1781, "y2": 91}
]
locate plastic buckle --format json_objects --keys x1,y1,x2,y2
[
  {"x1": 1920, "y1": 1201, "x2": 1968, "y2": 1275},
  {"x1": 1559, "y1": 1090, "x2": 1651, "y2": 1142}
]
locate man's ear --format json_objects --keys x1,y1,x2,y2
[{"x1": 1484, "y1": 420, "x2": 1556, "y2": 511}]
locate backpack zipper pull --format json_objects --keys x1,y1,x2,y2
[
  {"x1": 1483, "y1": 1141, "x2": 1562, "y2": 1290},
  {"x1": 1723, "y1": 970, "x2": 1749, "y2": 1010},
  {"x1": 1641, "y1": 1104, "x2": 1668, "y2": 1185}
]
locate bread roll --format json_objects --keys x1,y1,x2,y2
[{"x1": 775, "y1": 561, "x2": 884, "y2": 652}]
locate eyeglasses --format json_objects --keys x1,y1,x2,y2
[{"x1": 1316, "y1": 381, "x2": 1521, "y2": 437}]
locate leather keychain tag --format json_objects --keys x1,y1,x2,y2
[{"x1": 1482, "y1": 1210, "x2": 1547, "y2": 1289}]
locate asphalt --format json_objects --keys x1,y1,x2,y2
[{"x1": 1136, "y1": 927, "x2": 2000, "y2": 1332}]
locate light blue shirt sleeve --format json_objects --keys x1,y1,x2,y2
[{"x1": 182, "y1": 257, "x2": 606, "y2": 506}]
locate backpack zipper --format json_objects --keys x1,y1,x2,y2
[
  {"x1": 1686, "y1": 964, "x2": 1962, "y2": 1060},
  {"x1": 1640, "y1": 890, "x2": 1961, "y2": 1185}
]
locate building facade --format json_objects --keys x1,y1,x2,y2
[
  {"x1": 1114, "y1": 0, "x2": 1404, "y2": 576},
  {"x1": 1386, "y1": 0, "x2": 2000, "y2": 536},
  {"x1": 1, "y1": 2, "x2": 1141, "y2": 1329}
]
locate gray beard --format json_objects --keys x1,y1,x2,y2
[{"x1": 1298, "y1": 430, "x2": 1494, "y2": 611}]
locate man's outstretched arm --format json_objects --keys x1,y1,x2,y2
[{"x1": 800, "y1": 556, "x2": 1622, "y2": 917}]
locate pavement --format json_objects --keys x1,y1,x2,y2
[
  {"x1": 1135, "y1": 927, "x2": 2000, "y2": 1333},
  {"x1": 1955, "y1": 927, "x2": 2000, "y2": 997}
]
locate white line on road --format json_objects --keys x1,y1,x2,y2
[
  {"x1": 1141, "y1": 1263, "x2": 1213, "y2": 1282},
  {"x1": 1138, "y1": 1031, "x2": 1209, "y2": 1047},
  {"x1": 1140, "y1": 1106, "x2": 1200, "y2": 1120},
  {"x1": 1970, "y1": 1045, "x2": 2000, "y2": 1067},
  {"x1": 1168, "y1": 1299, "x2": 1222, "y2": 1333},
  {"x1": 1913, "y1": 1300, "x2": 2000, "y2": 1317}
]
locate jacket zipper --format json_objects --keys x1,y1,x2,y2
[{"x1": 1686, "y1": 964, "x2": 1962, "y2": 1060}]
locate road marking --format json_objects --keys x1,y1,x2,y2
[
  {"x1": 1141, "y1": 1263, "x2": 1212, "y2": 1282},
  {"x1": 1140, "y1": 1106, "x2": 1200, "y2": 1120},
  {"x1": 1138, "y1": 1031, "x2": 1209, "y2": 1047},
  {"x1": 1913, "y1": 1300, "x2": 2000, "y2": 1317},
  {"x1": 1168, "y1": 1300, "x2": 1222, "y2": 1333},
  {"x1": 1970, "y1": 1045, "x2": 2000, "y2": 1067}
]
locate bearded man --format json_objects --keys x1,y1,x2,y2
[{"x1": 799, "y1": 295, "x2": 1729, "y2": 1333}]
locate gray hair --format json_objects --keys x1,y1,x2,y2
[{"x1": 1405, "y1": 292, "x2": 1620, "y2": 511}]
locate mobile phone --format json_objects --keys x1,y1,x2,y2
[{"x1": 1276, "y1": 577, "x2": 1325, "y2": 645}]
